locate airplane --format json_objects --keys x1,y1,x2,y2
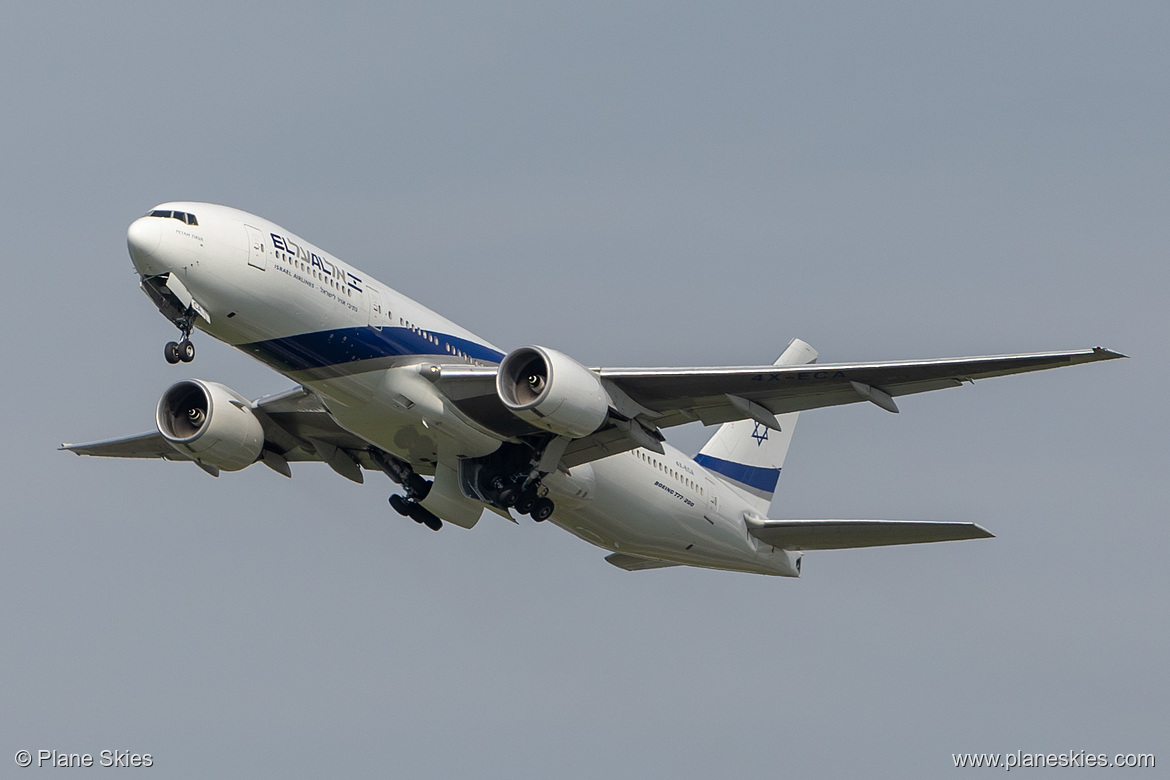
[{"x1": 61, "y1": 202, "x2": 1124, "y2": 577}]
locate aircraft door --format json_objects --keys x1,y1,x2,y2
[
  {"x1": 704, "y1": 476, "x2": 724, "y2": 523},
  {"x1": 245, "y1": 225, "x2": 267, "y2": 270},
  {"x1": 368, "y1": 286, "x2": 389, "y2": 330}
]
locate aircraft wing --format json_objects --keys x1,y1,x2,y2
[
  {"x1": 60, "y1": 430, "x2": 183, "y2": 460},
  {"x1": 64, "y1": 346, "x2": 1123, "y2": 475},
  {"x1": 594, "y1": 346, "x2": 1124, "y2": 426},
  {"x1": 747, "y1": 518, "x2": 994, "y2": 550},
  {"x1": 60, "y1": 386, "x2": 380, "y2": 479},
  {"x1": 432, "y1": 345, "x2": 1124, "y2": 467}
]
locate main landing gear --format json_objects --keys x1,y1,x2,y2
[
  {"x1": 460, "y1": 441, "x2": 557, "y2": 522},
  {"x1": 164, "y1": 311, "x2": 197, "y2": 364},
  {"x1": 371, "y1": 449, "x2": 443, "y2": 531},
  {"x1": 495, "y1": 480, "x2": 555, "y2": 522},
  {"x1": 388, "y1": 493, "x2": 443, "y2": 531}
]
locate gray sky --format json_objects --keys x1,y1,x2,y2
[{"x1": 2, "y1": 2, "x2": 1166, "y2": 777}]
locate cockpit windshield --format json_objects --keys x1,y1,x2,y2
[{"x1": 147, "y1": 209, "x2": 198, "y2": 226}]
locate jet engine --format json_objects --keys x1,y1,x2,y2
[
  {"x1": 155, "y1": 379, "x2": 265, "y2": 471},
  {"x1": 496, "y1": 346, "x2": 610, "y2": 438}
]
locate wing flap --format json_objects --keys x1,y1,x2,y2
[{"x1": 748, "y1": 518, "x2": 994, "y2": 550}]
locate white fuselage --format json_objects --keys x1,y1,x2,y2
[{"x1": 127, "y1": 202, "x2": 799, "y2": 576}]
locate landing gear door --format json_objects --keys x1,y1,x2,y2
[{"x1": 245, "y1": 225, "x2": 267, "y2": 270}]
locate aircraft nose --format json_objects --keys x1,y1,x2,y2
[{"x1": 127, "y1": 216, "x2": 162, "y2": 272}]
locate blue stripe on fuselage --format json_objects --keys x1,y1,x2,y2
[
  {"x1": 239, "y1": 326, "x2": 505, "y2": 372},
  {"x1": 694, "y1": 454, "x2": 780, "y2": 494}
]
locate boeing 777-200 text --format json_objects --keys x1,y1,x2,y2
[{"x1": 62, "y1": 203, "x2": 1123, "y2": 576}]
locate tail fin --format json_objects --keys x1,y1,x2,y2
[{"x1": 694, "y1": 338, "x2": 818, "y2": 512}]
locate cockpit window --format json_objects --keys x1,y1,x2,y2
[{"x1": 147, "y1": 209, "x2": 198, "y2": 226}]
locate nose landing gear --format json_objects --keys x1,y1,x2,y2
[{"x1": 164, "y1": 311, "x2": 197, "y2": 364}]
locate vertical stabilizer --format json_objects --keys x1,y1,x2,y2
[{"x1": 694, "y1": 338, "x2": 818, "y2": 512}]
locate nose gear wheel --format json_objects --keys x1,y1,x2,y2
[{"x1": 165, "y1": 339, "x2": 195, "y2": 363}]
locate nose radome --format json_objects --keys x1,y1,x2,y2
[{"x1": 127, "y1": 216, "x2": 162, "y2": 273}]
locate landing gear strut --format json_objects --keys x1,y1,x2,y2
[
  {"x1": 164, "y1": 310, "x2": 197, "y2": 364},
  {"x1": 372, "y1": 449, "x2": 442, "y2": 531}
]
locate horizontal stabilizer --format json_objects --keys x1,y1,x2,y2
[
  {"x1": 605, "y1": 552, "x2": 682, "y2": 571},
  {"x1": 747, "y1": 518, "x2": 993, "y2": 550}
]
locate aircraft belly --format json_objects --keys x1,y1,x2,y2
[
  {"x1": 542, "y1": 464, "x2": 596, "y2": 510},
  {"x1": 303, "y1": 367, "x2": 503, "y2": 463},
  {"x1": 553, "y1": 451, "x2": 769, "y2": 572}
]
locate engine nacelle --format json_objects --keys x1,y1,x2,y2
[
  {"x1": 496, "y1": 346, "x2": 610, "y2": 438},
  {"x1": 155, "y1": 379, "x2": 265, "y2": 472}
]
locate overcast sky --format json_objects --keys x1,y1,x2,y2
[{"x1": 2, "y1": 2, "x2": 1166, "y2": 777}]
